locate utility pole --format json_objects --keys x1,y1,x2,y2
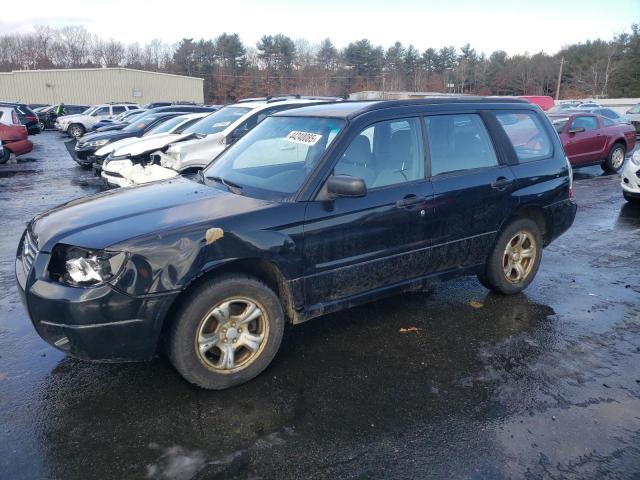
[{"x1": 555, "y1": 57, "x2": 564, "y2": 101}]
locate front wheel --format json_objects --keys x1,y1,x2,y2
[
  {"x1": 167, "y1": 274, "x2": 285, "y2": 390},
  {"x1": 68, "y1": 123, "x2": 85, "y2": 138},
  {"x1": 602, "y1": 143, "x2": 626, "y2": 172},
  {"x1": 478, "y1": 218, "x2": 543, "y2": 295}
]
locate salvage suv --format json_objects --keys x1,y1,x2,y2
[{"x1": 16, "y1": 98, "x2": 576, "y2": 390}]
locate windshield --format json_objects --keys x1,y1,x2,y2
[
  {"x1": 204, "y1": 116, "x2": 345, "y2": 200},
  {"x1": 123, "y1": 114, "x2": 165, "y2": 132},
  {"x1": 183, "y1": 106, "x2": 251, "y2": 136},
  {"x1": 81, "y1": 107, "x2": 95, "y2": 115},
  {"x1": 628, "y1": 105, "x2": 640, "y2": 114},
  {"x1": 146, "y1": 115, "x2": 190, "y2": 135}
]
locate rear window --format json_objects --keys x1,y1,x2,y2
[{"x1": 496, "y1": 112, "x2": 552, "y2": 162}]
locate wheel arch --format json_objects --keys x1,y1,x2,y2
[
  {"x1": 501, "y1": 204, "x2": 548, "y2": 246},
  {"x1": 161, "y1": 258, "x2": 299, "y2": 345}
]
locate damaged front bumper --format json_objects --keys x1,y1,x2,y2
[{"x1": 15, "y1": 233, "x2": 178, "y2": 361}]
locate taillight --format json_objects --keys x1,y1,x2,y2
[
  {"x1": 11, "y1": 111, "x2": 18, "y2": 124},
  {"x1": 566, "y1": 156, "x2": 573, "y2": 198}
]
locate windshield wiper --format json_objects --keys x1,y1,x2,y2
[{"x1": 207, "y1": 175, "x2": 243, "y2": 194}]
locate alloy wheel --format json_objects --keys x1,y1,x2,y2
[
  {"x1": 611, "y1": 147, "x2": 625, "y2": 170},
  {"x1": 195, "y1": 297, "x2": 269, "y2": 373},
  {"x1": 502, "y1": 231, "x2": 537, "y2": 284}
]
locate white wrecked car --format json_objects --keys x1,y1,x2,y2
[
  {"x1": 95, "y1": 112, "x2": 208, "y2": 177},
  {"x1": 621, "y1": 149, "x2": 640, "y2": 203},
  {"x1": 115, "y1": 96, "x2": 341, "y2": 187}
]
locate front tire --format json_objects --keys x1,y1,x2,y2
[
  {"x1": 167, "y1": 274, "x2": 285, "y2": 390},
  {"x1": 602, "y1": 143, "x2": 626, "y2": 172},
  {"x1": 478, "y1": 218, "x2": 543, "y2": 295},
  {"x1": 68, "y1": 123, "x2": 85, "y2": 138}
]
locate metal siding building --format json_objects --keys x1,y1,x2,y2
[{"x1": 0, "y1": 68, "x2": 204, "y2": 105}]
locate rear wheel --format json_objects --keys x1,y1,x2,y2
[
  {"x1": 167, "y1": 274, "x2": 285, "y2": 390},
  {"x1": 68, "y1": 123, "x2": 85, "y2": 138},
  {"x1": 0, "y1": 146, "x2": 9, "y2": 164},
  {"x1": 602, "y1": 143, "x2": 626, "y2": 172},
  {"x1": 478, "y1": 218, "x2": 542, "y2": 295}
]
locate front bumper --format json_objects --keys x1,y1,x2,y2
[
  {"x1": 15, "y1": 233, "x2": 179, "y2": 361},
  {"x1": 621, "y1": 160, "x2": 640, "y2": 194},
  {"x1": 74, "y1": 143, "x2": 98, "y2": 161}
]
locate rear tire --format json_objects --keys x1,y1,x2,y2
[
  {"x1": 167, "y1": 274, "x2": 285, "y2": 390},
  {"x1": 0, "y1": 146, "x2": 10, "y2": 164},
  {"x1": 68, "y1": 123, "x2": 85, "y2": 138},
  {"x1": 602, "y1": 143, "x2": 626, "y2": 172},
  {"x1": 478, "y1": 218, "x2": 543, "y2": 295}
]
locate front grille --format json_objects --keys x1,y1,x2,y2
[{"x1": 21, "y1": 230, "x2": 38, "y2": 274}]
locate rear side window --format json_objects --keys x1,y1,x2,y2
[
  {"x1": 112, "y1": 106, "x2": 126, "y2": 114},
  {"x1": 425, "y1": 114, "x2": 498, "y2": 176},
  {"x1": 496, "y1": 112, "x2": 552, "y2": 162}
]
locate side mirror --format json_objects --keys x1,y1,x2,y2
[
  {"x1": 327, "y1": 175, "x2": 367, "y2": 198},
  {"x1": 567, "y1": 126, "x2": 586, "y2": 134}
]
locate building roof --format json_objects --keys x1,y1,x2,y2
[{"x1": 0, "y1": 67, "x2": 203, "y2": 82}]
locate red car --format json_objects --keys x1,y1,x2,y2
[
  {"x1": 0, "y1": 106, "x2": 33, "y2": 164},
  {"x1": 520, "y1": 95, "x2": 555, "y2": 111},
  {"x1": 548, "y1": 112, "x2": 636, "y2": 172}
]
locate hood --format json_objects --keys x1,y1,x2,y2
[
  {"x1": 31, "y1": 177, "x2": 274, "y2": 251},
  {"x1": 167, "y1": 132, "x2": 225, "y2": 155},
  {"x1": 79, "y1": 129, "x2": 140, "y2": 145},
  {"x1": 58, "y1": 114, "x2": 83, "y2": 122},
  {"x1": 95, "y1": 135, "x2": 152, "y2": 157},
  {"x1": 113, "y1": 132, "x2": 195, "y2": 157}
]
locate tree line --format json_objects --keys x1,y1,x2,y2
[{"x1": 1, "y1": 24, "x2": 638, "y2": 103}]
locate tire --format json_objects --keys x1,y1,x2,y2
[
  {"x1": 623, "y1": 192, "x2": 640, "y2": 203},
  {"x1": 0, "y1": 146, "x2": 9, "y2": 164},
  {"x1": 167, "y1": 274, "x2": 285, "y2": 390},
  {"x1": 68, "y1": 123, "x2": 85, "y2": 138},
  {"x1": 478, "y1": 218, "x2": 543, "y2": 295},
  {"x1": 38, "y1": 121, "x2": 45, "y2": 131},
  {"x1": 602, "y1": 142, "x2": 626, "y2": 172}
]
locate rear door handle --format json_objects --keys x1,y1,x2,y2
[
  {"x1": 396, "y1": 195, "x2": 427, "y2": 208},
  {"x1": 491, "y1": 177, "x2": 513, "y2": 190}
]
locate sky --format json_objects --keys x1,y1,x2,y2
[{"x1": 1, "y1": 0, "x2": 638, "y2": 55}]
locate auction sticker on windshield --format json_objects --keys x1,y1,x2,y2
[{"x1": 286, "y1": 131, "x2": 322, "y2": 146}]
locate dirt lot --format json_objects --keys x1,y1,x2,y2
[{"x1": 0, "y1": 132, "x2": 639, "y2": 480}]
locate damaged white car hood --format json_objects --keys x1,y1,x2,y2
[{"x1": 111, "y1": 132, "x2": 196, "y2": 158}]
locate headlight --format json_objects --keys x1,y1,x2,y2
[
  {"x1": 631, "y1": 150, "x2": 640, "y2": 166},
  {"x1": 49, "y1": 244, "x2": 128, "y2": 287},
  {"x1": 87, "y1": 139, "x2": 109, "y2": 147}
]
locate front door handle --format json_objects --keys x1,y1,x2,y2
[
  {"x1": 396, "y1": 195, "x2": 427, "y2": 208},
  {"x1": 491, "y1": 177, "x2": 513, "y2": 190}
]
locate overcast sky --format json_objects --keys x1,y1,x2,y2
[{"x1": 1, "y1": 0, "x2": 637, "y2": 55}]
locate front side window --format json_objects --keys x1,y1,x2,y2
[
  {"x1": 92, "y1": 106, "x2": 110, "y2": 116},
  {"x1": 571, "y1": 116, "x2": 598, "y2": 131},
  {"x1": 426, "y1": 114, "x2": 498, "y2": 175},
  {"x1": 334, "y1": 117, "x2": 425, "y2": 188},
  {"x1": 496, "y1": 111, "x2": 552, "y2": 162},
  {"x1": 204, "y1": 116, "x2": 344, "y2": 199}
]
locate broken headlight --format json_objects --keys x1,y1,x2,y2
[{"x1": 49, "y1": 244, "x2": 128, "y2": 287}]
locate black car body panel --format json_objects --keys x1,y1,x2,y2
[{"x1": 17, "y1": 98, "x2": 577, "y2": 361}]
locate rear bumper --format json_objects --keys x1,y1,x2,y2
[
  {"x1": 5, "y1": 138, "x2": 33, "y2": 156},
  {"x1": 16, "y1": 246, "x2": 179, "y2": 362},
  {"x1": 544, "y1": 198, "x2": 577, "y2": 245}
]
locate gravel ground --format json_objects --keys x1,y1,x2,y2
[{"x1": 0, "y1": 132, "x2": 639, "y2": 480}]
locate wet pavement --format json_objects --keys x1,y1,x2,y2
[{"x1": 1, "y1": 132, "x2": 639, "y2": 480}]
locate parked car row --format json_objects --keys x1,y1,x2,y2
[{"x1": 17, "y1": 96, "x2": 578, "y2": 389}]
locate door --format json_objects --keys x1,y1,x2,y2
[
  {"x1": 91, "y1": 106, "x2": 111, "y2": 120},
  {"x1": 425, "y1": 113, "x2": 518, "y2": 271},
  {"x1": 303, "y1": 117, "x2": 435, "y2": 306},
  {"x1": 562, "y1": 115, "x2": 606, "y2": 164}
]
